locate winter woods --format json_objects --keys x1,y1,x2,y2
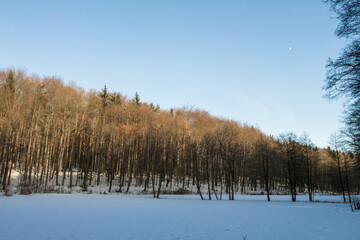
[{"x1": 0, "y1": 68, "x2": 359, "y2": 200}]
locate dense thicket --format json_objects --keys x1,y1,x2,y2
[{"x1": 1, "y1": 68, "x2": 359, "y2": 200}]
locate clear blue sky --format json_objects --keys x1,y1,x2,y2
[{"x1": 0, "y1": 0, "x2": 345, "y2": 147}]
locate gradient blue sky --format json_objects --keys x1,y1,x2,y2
[{"x1": 0, "y1": 0, "x2": 346, "y2": 147}]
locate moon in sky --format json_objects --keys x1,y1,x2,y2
[{"x1": 288, "y1": 46, "x2": 292, "y2": 51}]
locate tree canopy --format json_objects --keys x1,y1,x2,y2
[{"x1": 324, "y1": 0, "x2": 360, "y2": 154}]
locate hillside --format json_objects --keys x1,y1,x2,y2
[{"x1": 1, "y1": 68, "x2": 359, "y2": 201}]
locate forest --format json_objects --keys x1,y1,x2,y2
[{"x1": 0, "y1": 68, "x2": 359, "y2": 201}]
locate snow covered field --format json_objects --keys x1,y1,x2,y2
[{"x1": 0, "y1": 194, "x2": 358, "y2": 240}]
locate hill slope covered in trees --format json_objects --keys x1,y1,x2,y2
[{"x1": 0, "y1": 68, "x2": 359, "y2": 200}]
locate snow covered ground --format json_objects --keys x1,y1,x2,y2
[{"x1": 0, "y1": 194, "x2": 358, "y2": 240}]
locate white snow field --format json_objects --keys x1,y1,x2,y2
[{"x1": 0, "y1": 194, "x2": 358, "y2": 240}]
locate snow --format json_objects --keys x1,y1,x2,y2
[{"x1": 0, "y1": 194, "x2": 358, "y2": 240}]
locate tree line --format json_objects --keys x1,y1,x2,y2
[{"x1": 0, "y1": 68, "x2": 359, "y2": 201}]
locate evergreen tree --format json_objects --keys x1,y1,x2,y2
[
  {"x1": 99, "y1": 85, "x2": 110, "y2": 108},
  {"x1": 133, "y1": 92, "x2": 140, "y2": 106}
]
